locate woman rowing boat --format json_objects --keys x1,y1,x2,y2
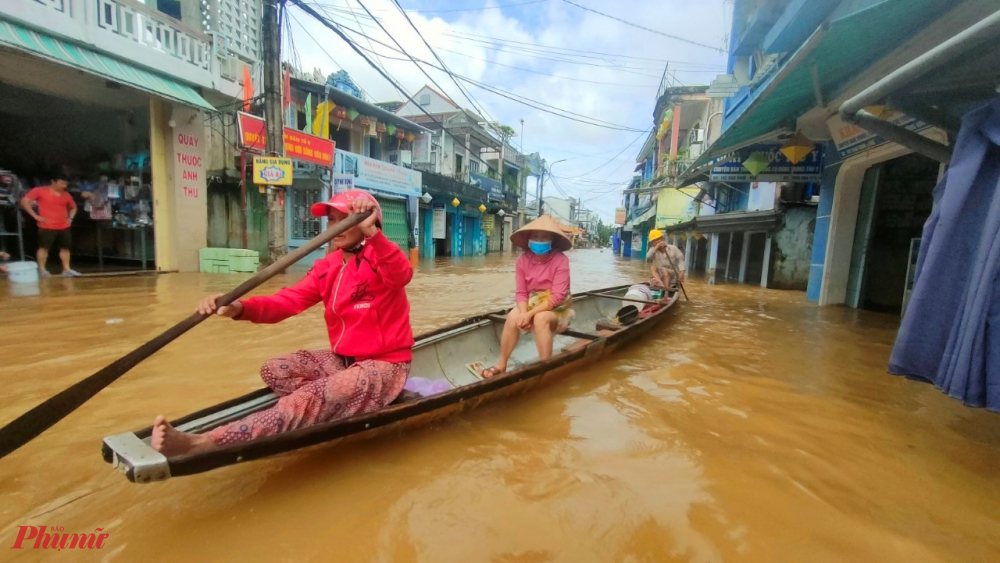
[
  {"x1": 150, "y1": 190, "x2": 414, "y2": 456},
  {"x1": 479, "y1": 215, "x2": 574, "y2": 378}
]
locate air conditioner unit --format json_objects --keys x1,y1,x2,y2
[
  {"x1": 689, "y1": 143, "x2": 704, "y2": 160},
  {"x1": 218, "y1": 55, "x2": 240, "y2": 81},
  {"x1": 387, "y1": 150, "x2": 412, "y2": 167}
]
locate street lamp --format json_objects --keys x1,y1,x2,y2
[{"x1": 520, "y1": 118, "x2": 524, "y2": 153}]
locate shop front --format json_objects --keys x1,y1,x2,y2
[
  {"x1": 470, "y1": 171, "x2": 511, "y2": 254},
  {"x1": 818, "y1": 115, "x2": 948, "y2": 312},
  {"x1": 419, "y1": 170, "x2": 493, "y2": 260},
  {"x1": 326, "y1": 149, "x2": 421, "y2": 255},
  {"x1": 0, "y1": 28, "x2": 212, "y2": 273}
]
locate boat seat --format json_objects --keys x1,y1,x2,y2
[
  {"x1": 486, "y1": 314, "x2": 599, "y2": 341},
  {"x1": 561, "y1": 330, "x2": 616, "y2": 353},
  {"x1": 595, "y1": 320, "x2": 622, "y2": 332}
]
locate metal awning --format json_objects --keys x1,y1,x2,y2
[
  {"x1": 0, "y1": 20, "x2": 214, "y2": 111},
  {"x1": 696, "y1": 209, "x2": 780, "y2": 233},
  {"x1": 839, "y1": 9, "x2": 1000, "y2": 164},
  {"x1": 628, "y1": 206, "x2": 657, "y2": 228},
  {"x1": 683, "y1": 0, "x2": 957, "y2": 177}
]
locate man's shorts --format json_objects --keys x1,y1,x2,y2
[{"x1": 38, "y1": 228, "x2": 72, "y2": 250}]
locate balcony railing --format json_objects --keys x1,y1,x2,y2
[
  {"x1": 655, "y1": 159, "x2": 696, "y2": 182},
  {"x1": 7, "y1": 0, "x2": 234, "y2": 94},
  {"x1": 32, "y1": 0, "x2": 70, "y2": 15},
  {"x1": 96, "y1": 0, "x2": 210, "y2": 69},
  {"x1": 422, "y1": 170, "x2": 488, "y2": 201},
  {"x1": 421, "y1": 170, "x2": 519, "y2": 210}
]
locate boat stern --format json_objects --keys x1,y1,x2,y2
[{"x1": 102, "y1": 433, "x2": 171, "y2": 483}]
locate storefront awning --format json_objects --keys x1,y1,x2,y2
[
  {"x1": 0, "y1": 21, "x2": 215, "y2": 111},
  {"x1": 696, "y1": 209, "x2": 780, "y2": 233},
  {"x1": 684, "y1": 0, "x2": 955, "y2": 176},
  {"x1": 628, "y1": 206, "x2": 657, "y2": 228}
]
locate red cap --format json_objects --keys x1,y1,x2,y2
[{"x1": 310, "y1": 189, "x2": 382, "y2": 224}]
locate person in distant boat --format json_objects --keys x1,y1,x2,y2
[
  {"x1": 646, "y1": 229, "x2": 685, "y2": 290},
  {"x1": 151, "y1": 189, "x2": 415, "y2": 456},
  {"x1": 480, "y1": 215, "x2": 574, "y2": 378}
]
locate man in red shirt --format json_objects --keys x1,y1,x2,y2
[{"x1": 21, "y1": 174, "x2": 80, "y2": 276}]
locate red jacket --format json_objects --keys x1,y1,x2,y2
[{"x1": 238, "y1": 231, "x2": 414, "y2": 362}]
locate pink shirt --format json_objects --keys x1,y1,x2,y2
[{"x1": 515, "y1": 251, "x2": 571, "y2": 306}]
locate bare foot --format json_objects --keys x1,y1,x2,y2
[{"x1": 151, "y1": 415, "x2": 216, "y2": 456}]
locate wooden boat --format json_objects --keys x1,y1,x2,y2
[{"x1": 101, "y1": 284, "x2": 680, "y2": 483}]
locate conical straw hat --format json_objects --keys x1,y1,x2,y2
[{"x1": 510, "y1": 214, "x2": 573, "y2": 252}]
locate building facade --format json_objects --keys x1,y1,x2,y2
[
  {"x1": 396, "y1": 85, "x2": 528, "y2": 258},
  {"x1": 669, "y1": 0, "x2": 986, "y2": 312},
  {"x1": 0, "y1": 0, "x2": 259, "y2": 272}
]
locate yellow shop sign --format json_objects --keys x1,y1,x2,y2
[{"x1": 252, "y1": 156, "x2": 294, "y2": 186}]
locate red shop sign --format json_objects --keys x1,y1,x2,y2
[{"x1": 236, "y1": 112, "x2": 335, "y2": 167}]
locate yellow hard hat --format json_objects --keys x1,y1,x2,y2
[{"x1": 648, "y1": 229, "x2": 664, "y2": 242}]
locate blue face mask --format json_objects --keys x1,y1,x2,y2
[{"x1": 529, "y1": 240, "x2": 552, "y2": 255}]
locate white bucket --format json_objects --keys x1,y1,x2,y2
[
  {"x1": 7, "y1": 261, "x2": 40, "y2": 284},
  {"x1": 623, "y1": 284, "x2": 652, "y2": 310}
]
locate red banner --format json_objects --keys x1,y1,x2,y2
[
  {"x1": 283, "y1": 129, "x2": 334, "y2": 167},
  {"x1": 237, "y1": 111, "x2": 266, "y2": 152},
  {"x1": 236, "y1": 112, "x2": 335, "y2": 167}
]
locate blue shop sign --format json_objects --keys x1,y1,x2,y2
[
  {"x1": 333, "y1": 150, "x2": 421, "y2": 198},
  {"x1": 709, "y1": 143, "x2": 824, "y2": 183},
  {"x1": 470, "y1": 172, "x2": 504, "y2": 202}
]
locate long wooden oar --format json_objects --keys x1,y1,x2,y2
[
  {"x1": 0, "y1": 211, "x2": 371, "y2": 460},
  {"x1": 664, "y1": 250, "x2": 690, "y2": 301}
]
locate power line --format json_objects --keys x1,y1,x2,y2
[
  {"x1": 430, "y1": 40, "x2": 669, "y2": 79},
  {"x1": 289, "y1": 0, "x2": 512, "y2": 179},
  {"x1": 309, "y1": 12, "x2": 677, "y2": 77},
  {"x1": 433, "y1": 47, "x2": 660, "y2": 87},
  {"x1": 287, "y1": 11, "x2": 375, "y2": 100},
  {"x1": 315, "y1": 0, "x2": 549, "y2": 14},
  {"x1": 343, "y1": 0, "x2": 389, "y2": 75},
  {"x1": 552, "y1": 175, "x2": 633, "y2": 186},
  {"x1": 411, "y1": 0, "x2": 549, "y2": 13},
  {"x1": 562, "y1": 128, "x2": 650, "y2": 179},
  {"x1": 438, "y1": 36, "x2": 668, "y2": 74},
  {"x1": 560, "y1": 0, "x2": 725, "y2": 52},
  {"x1": 329, "y1": 22, "x2": 649, "y2": 131},
  {"x1": 386, "y1": 0, "x2": 501, "y2": 137},
  {"x1": 444, "y1": 30, "x2": 727, "y2": 67}
]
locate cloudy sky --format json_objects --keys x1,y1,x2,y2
[{"x1": 284, "y1": 0, "x2": 732, "y2": 222}]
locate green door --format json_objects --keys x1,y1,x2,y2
[
  {"x1": 375, "y1": 196, "x2": 409, "y2": 252},
  {"x1": 847, "y1": 165, "x2": 881, "y2": 308}
]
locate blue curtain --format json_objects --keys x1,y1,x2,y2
[{"x1": 889, "y1": 97, "x2": 1000, "y2": 411}]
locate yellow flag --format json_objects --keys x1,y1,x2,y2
[{"x1": 311, "y1": 101, "x2": 335, "y2": 138}]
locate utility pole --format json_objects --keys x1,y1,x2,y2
[
  {"x1": 538, "y1": 159, "x2": 545, "y2": 217},
  {"x1": 262, "y1": 0, "x2": 286, "y2": 263}
]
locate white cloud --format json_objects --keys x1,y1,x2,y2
[{"x1": 286, "y1": 0, "x2": 729, "y2": 222}]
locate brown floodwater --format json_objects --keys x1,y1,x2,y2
[{"x1": 1, "y1": 248, "x2": 999, "y2": 562}]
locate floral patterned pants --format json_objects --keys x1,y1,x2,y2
[{"x1": 207, "y1": 349, "x2": 411, "y2": 446}]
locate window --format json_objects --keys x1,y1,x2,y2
[
  {"x1": 470, "y1": 160, "x2": 480, "y2": 173},
  {"x1": 418, "y1": 93, "x2": 431, "y2": 106}
]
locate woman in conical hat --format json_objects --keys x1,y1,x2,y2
[{"x1": 479, "y1": 215, "x2": 575, "y2": 378}]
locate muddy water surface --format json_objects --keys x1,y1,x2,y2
[{"x1": 1, "y1": 249, "x2": 999, "y2": 562}]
